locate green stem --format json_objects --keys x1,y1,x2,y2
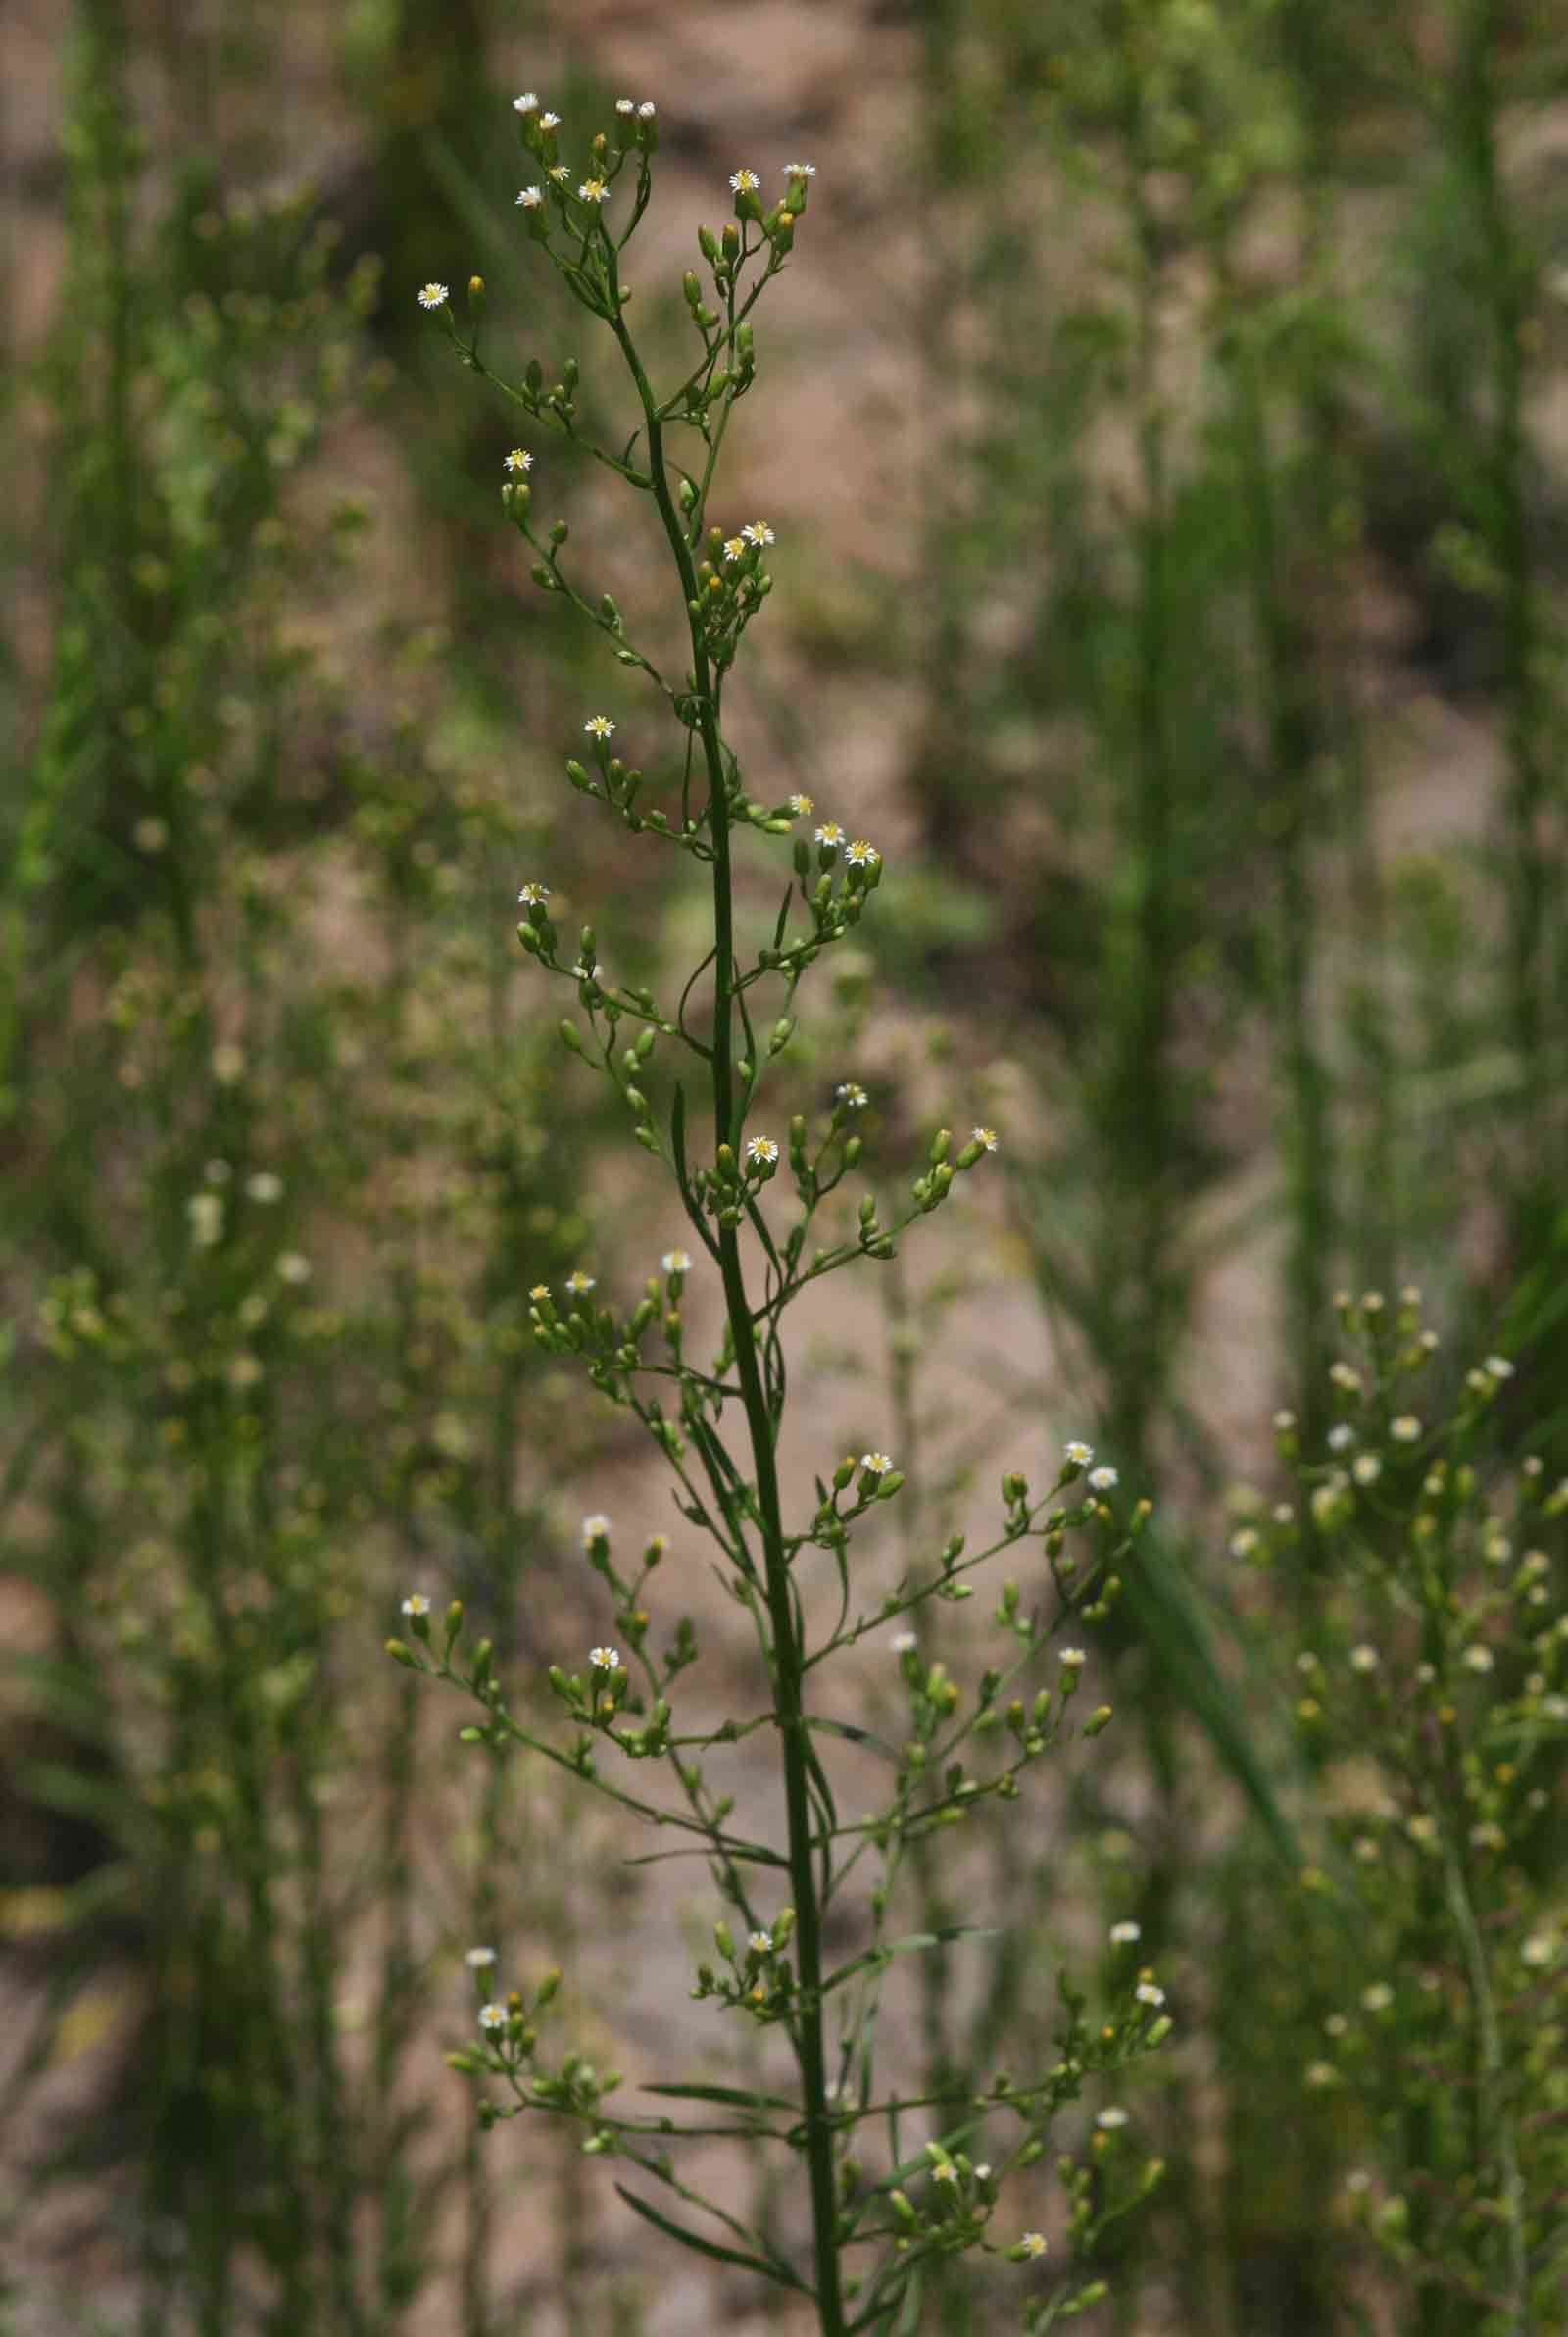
[{"x1": 608, "y1": 303, "x2": 848, "y2": 2337}]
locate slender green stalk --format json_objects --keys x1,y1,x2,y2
[{"x1": 602, "y1": 312, "x2": 848, "y2": 2337}]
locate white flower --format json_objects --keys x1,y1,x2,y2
[
  {"x1": 578, "y1": 178, "x2": 610, "y2": 205},
  {"x1": 1390, "y1": 1415, "x2": 1421, "y2": 1442},
  {"x1": 638, "y1": 101, "x2": 657, "y2": 119},
  {"x1": 187, "y1": 1192, "x2": 224, "y2": 1247},
  {"x1": 1348, "y1": 1644, "x2": 1380, "y2": 1674},
  {"x1": 1462, "y1": 1644, "x2": 1494, "y2": 1673},
  {"x1": 417, "y1": 282, "x2": 449, "y2": 310},
  {"x1": 515, "y1": 187, "x2": 544, "y2": 209},
  {"x1": 517, "y1": 881, "x2": 550, "y2": 905},
  {"x1": 514, "y1": 93, "x2": 539, "y2": 113},
  {"x1": 783, "y1": 162, "x2": 817, "y2": 177},
  {"x1": 745, "y1": 1135, "x2": 779, "y2": 1166},
  {"x1": 276, "y1": 1252, "x2": 312, "y2": 1285},
  {"x1": 1059, "y1": 1646, "x2": 1086, "y2": 1667},
  {"x1": 741, "y1": 519, "x2": 775, "y2": 546},
  {"x1": 893, "y1": 1631, "x2": 918, "y2": 1653},
  {"x1": 1088, "y1": 1466, "x2": 1118, "y2": 1491},
  {"x1": 1521, "y1": 1935, "x2": 1555, "y2": 1968},
  {"x1": 246, "y1": 1170, "x2": 284, "y2": 1203},
  {"x1": 730, "y1": 169, "x2": 760, "y2": 194},
  {"x1": 465, "y1": 1946, "x2": 498, "y2": 1967},
  {"x1": 1484, "y1": 1355, "x2": 1515, "y2": 1379},
  {"x1": 748, "y1": 1930, "x2": 773, "y2": 1955},
  {"x1": 1064, "y1": 1440, "x2": 1093, "y2": 1467},
  {"x1": 564, "y1": 1268, "x2": 597, "y2": 1295},
  {"x1": 1352, "y1": 1455, "x2": 1382, "y2": 1485},
  {"x1": 845, "y1": 838, "x2": 879, "y2": 868},
  {"x1": 478, "y1": 2003, "x2": 507, "y2": 2030},
  {"x1": 1273, "y1": 1409, "x2": 1297, "y2": 1431},
  {"x1": 1136, "y1": 1982, "x2": 1166, "y2": 2008},
  {"x1": 969, "y1": 1124, "x2": 998, "y2": 1154},
  {"x1": 539, "y1": 112, "x2": 561, "y2": 129},
  {"x1": 1229, "y1": 1527, "x2": 1260, "y2": 1560},
  {"x1": 930, "y1": 2161, "x2": 957, "y2": 2184},
  {"x1": 505, "y1": 450, "x2": 534, "y2": 478},
  {"x1": 615, "y1": 98, "x2": 635, "y2": 114},
  {"x1": 1361, "y1": 1982, "x2": 1394, "y2": 2012},
  {"x1": 584, "y1": 714, "x2": 615, "y2": 739},
  {"x1": 860, "y1": 1452, "x2": 893, "y2": 1475},
  {"x1": 1109, "y1": 1921, "x2": 1141, "y2": 1945},
  {"x1": 1096, "y1": 2107, "x2": 1129, "y2": 2129},
  {"x1": 1327, "y1": 1423, "x2": 1354, "y2": 1452},
  {"x1": 402, "y1": 1593, "x2": 430, "y2": 1617},
  {"x1": 549, "y1": 165, "x2": 568, "y2": 183},
  {"x1": 589, "y1": 1645, "x2": 621, "y2": 1670},
  {"x1": 581, "y1": 1514, "x2": 612, "y2": 1548},
  {"x1": 835, "y1": 1082, "x2": 868, "y2": 1108},
  {"x1": 1018, "y1": 2231, "x2": 1047, "y2": 2259},
  {"x1": 814, "y1": 820, "x2": 844, "y2": 847},
  {"x1": 788, "y1": 792, "x2": 814, "y2": 815},
  {"x1": 662, "y1": 1249, "x2": 691, "y2": 1274}
]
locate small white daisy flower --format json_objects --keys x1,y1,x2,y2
[
  {"x1": 1109, "y1": 1920, "x2": 1142, "y2": 1945},
  {"x1": 1484, "y1": 1355, "x2": 1514, "y2": 1379},
  {"x1": 783, "y1": 162, "x2": 817, "y2": 177},
  {"x1": 1390, "y1": 1415, "x2": 1421, "y2": 1442},
  {"x1": 514, "y1": 93, "x2": 539, "y2": 113},
  {"x1": 1059, "y1": 1646, "x2": 1086, "y2": 1667},
  {"x1": 893, "y1": 1630, "x2": 918, "y2": 1653},
  {"x1": 578, "y1": 177, "x2": 610, "y2": 205},
  {"x1": 1088, "y1": 1466, "x2": 1118, "y2": 1491},
  {"x1": 637, "y1": 101, "x2": 657, "y2": 119},
  {"x1": 589, "y1": 1645, "x2": 621, "y2": 1671},
  {"x1": 580, "y1": 1514, "x2": 612, "y2": 1548},
  {"x1": 845, "y1": 838, "x2": 879, "y2": 868},
  {"x1": 246, "y1": 1171, "x2": 284, "y2": 1203},
  {"x1": 745, "y1": 1135, "x2": 779, "y2": 1166},
  {"x1": 662, "y1": 1249, "x2": 691, "y2": 1274},
  {"x1": 741, "y1": 519, "x2": 775, "y2": 546},
  {"x1": 517, "y1": 881, "x2": 550, "y2": 905},
  {"x1": 835, "y1": 1081, "x2": 868, "y2": 1108},
  {"x1": 722, "y1": 536, "x2": 746, "y2": 563},
  {"x1": 465, "y1": 1946, "x2": 498, "y2": 1968},
  {"x1": 1352, "y1": 1455, "x2": 1382, "y2": 1485},
  {"x1": 276, "y1": 1252, "x2": 312, "y2": 1285},
  {"x1": 515, "y1": 186, "x2": 544, "y2": 208},
  {"x1": 549, "y1": 164, "x2": 569, "y2": 183},
  {"x1": 564, "y1": 1269, "x2": 597, "y2": 1295},
  {"x1": 730, "y1": 169, "x2": 760, "y2": 194},
  {"x1": 748, "y1": 1930, "x2": 773, "y2": 1955},
  {"x1": 615, "y1": 98, "x2": 635, "y2": 115},
  {"x1": 814, "y1": 820, "x2": 844, "y2": 847},
  {"x1": 1096, "y1": 2108, "x2": 1130, "y2": 2130},
  {"x1": 1136, "y1": 1982, "x2": 1166, "y2": 2008},
  {"x1": 931, "y1": 2162, "x2": 958, "y2": 2185},
  {"x1": 417, "y1": 282, "x2": 449, "y2": 310},
  {"x1": 1064, "y1": 1440, "x2": 1094, "y2": 1467},
  {"x1": 539, "y1": 112, "x2": 561, "y2": 129},
  {"x1": 788, "y1": 792, "x2": 814, "y2": 815},
  {"x1": 1018, "y1": 2232, "x2": 1048, "y2": 2260},
  {"x1": 401, "y1": 1593, "x2": 430, "y2": 1617},
  {"x1": 584, "y1": 714, "x2": 615, "y2": 739},
  {"x1": 478, "y1": 2002, "x2": 507, "y2": 2030},
  {"x1": 1327, "y1": 1423, "x2": 1355, "y2": 1451},
  {"x1": 860, "y1": 1452, "x2": 893, "y2": 1475},
  {"x1": 1462, "y1": 1644, "x2": 1494, "y2": 1673},
  {"x1": 1348, "y1": 1644, "x2": 1380, "y2": 1674}
]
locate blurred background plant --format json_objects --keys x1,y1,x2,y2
[{"x1": 3, "y1": 0, "x2": 1567, "y2": 2329}]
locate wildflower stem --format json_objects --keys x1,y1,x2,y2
[{"x1": 608, "y1": 302, "x2": 848, "y2": 2336}]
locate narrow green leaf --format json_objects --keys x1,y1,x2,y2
[{"x1": 613, "y1": 2185, "x2": 809, "y2": 2291}]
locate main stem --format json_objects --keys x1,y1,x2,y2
[{"x1": 612, "y1": 309, "x2": 848, "y2": 2336}]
